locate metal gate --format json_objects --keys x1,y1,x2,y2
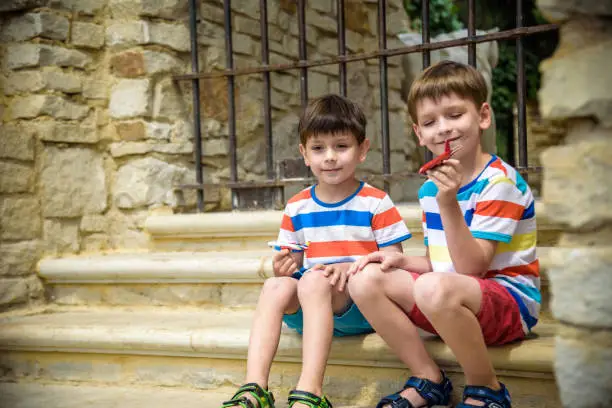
[{"x1": 174, "y1": 0, "x2": 558, "y2": 211}]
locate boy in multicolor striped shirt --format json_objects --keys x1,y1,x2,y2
[
  {"x1": 348, "y1": 61, "x2": 539, "y2": 408},
  {"x1": 221, "y1": 94, "x2": 411, "y2": 408}
]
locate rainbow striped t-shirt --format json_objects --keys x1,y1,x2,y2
[
  {"x1": 419, "y1": 156, "x2": 540, "y2": 333},
  {"x1": 278, "y1": 181, "x2": 412, "y2": 272}
]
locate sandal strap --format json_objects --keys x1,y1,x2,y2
[
  {"x1": 457, "y1": 383, "x2": 511, "y2": 408},
  {"x1": 375, "y1": 393, "x2": 415, "y2": 408},
  {"x1": 403, "y1": 370, "x2": 453, "y2": 406},
  {"x1": 288, "y1": 390, "x2": 332, "y2": 408},
  {"x1": 222, "y1": 383, "x2": 275, "y2": 408}
]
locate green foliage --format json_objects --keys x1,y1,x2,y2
[{"x1": 403, "y1": 0, "x2": 463, "y2": 37}]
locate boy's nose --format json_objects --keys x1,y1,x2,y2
[{"x1": 437, "y1": 119, "x2": 452, "y2": 135}]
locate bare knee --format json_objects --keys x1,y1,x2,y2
[
  {"x1": 347, "y1": 263, "x2": 384, "y2": 301},
  {"x1": 413, "y1": 273, "x2": 460, "y2": 313},
  {"x1": 297, "y1": 270, "x2": 332, "y2": 300},
  {"x1": 260, "y1": 276, "x2": 297, "y2": 306}
]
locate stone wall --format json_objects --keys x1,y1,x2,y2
[
  {"x1": 0, "y1": 0, "x2": 411, "y2": 310},
  {"x1": 536, "y1": 0, "x2": 612, "y2": 406}
]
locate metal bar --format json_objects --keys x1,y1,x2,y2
[
  {"x1": 223, "y1": 0, "x2": 238, "y2": 203},
  {"x1": 174, "y1": 25, "x2": 558, "y2": 80},
  {"x1": 516, "y1": 0, "x2": 528, "y2": 169},
  {"x1": 467, "y1": 0, "x2": 476, "y2": 67},
  {"x1": 188, "y1": 0, "x2": 204, "y2": 211},
  {"x1": 377, "y1": 0, "x2": 390, "y2": 192},
  {"x1": 422, "y1": 0, "x2": 432, "y2": 163},
  {"x1": 336, "y1": 0, "x2": 347, "y2": 96},
  {"x1": 337, "y1": 0, "x2": 347, "y2": 96},
  {"x1": 298, "y1": 0, "x2": 308, "y2": 107},
  {"x1": 260, "y1": 0, "x2": 273, "y2": 179}
]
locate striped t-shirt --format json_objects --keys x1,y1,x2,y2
[
  {"x1": 278, "y1": 181, "x2": 412, "y2": 271},
  {"x1": 419, "y1": 156, "x2": 540, "y2": 333}
]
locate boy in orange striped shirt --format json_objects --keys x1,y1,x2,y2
[
  {"x1": 221, "y1": 94, "x2": 411, "y2": 408},
  {"x1": 347, "y1": 61, "x2": 539, "y2": 408}
]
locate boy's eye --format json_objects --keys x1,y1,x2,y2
[
  {"x1": 336, "y1": 144, "x2": 348, "y2": 149},
  {"x1": 422, "y1": 120, "x2": 434, "y2": 127},
  {"x1": 310, "y1": 145, "x2": 322, "y2": 151},
  {"x1": 449, "y1": 112, "x2": 463, "y2": 118}
]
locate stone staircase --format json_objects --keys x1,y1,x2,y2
[{"x1": 0, "y1": 204, "x2": 561, "y2": 407}]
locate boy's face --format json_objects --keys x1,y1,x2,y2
[
  {"x1": 412, "y1": 93, "x2": 491, "y2": 158},
  {"x1": 299, "y1": 132, "x2": 369, "y2": 187}
]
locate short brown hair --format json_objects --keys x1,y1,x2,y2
[
  {"x1": 298, "y1": 94, "x2": 367, "y2": 145},
  {"x1": 407, "y1": 60, "x2": 488, "y2": 123}
]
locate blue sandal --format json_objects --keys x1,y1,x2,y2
[
  {"x1": 376, "y1": 371, "x2": 453, "y2": 408},
  {"x1": 456, "y1": 383, "x2": 511, "y2": 408}
]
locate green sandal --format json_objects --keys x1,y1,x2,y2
[
  {"x1": 288, "y1": 390, "x2": 333, "y2": 408},
  {"x1": 222, "y1": 383, "x2": 275, "y2": 408}
]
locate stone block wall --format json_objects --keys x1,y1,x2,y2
[
  {"x1": 536, "y1": 0, "x2": 612, "y2": 406},
  {"x1": 0, "y1": 0, "x2": 411, "y2": 310}
]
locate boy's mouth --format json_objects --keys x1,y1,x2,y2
[{"x1": 437, "y1": 136, "x2": 461, "y2": 145}]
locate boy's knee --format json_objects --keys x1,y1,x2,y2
[
  {"x1": 347, "y1": 263, "x2": 383, "y2": 300},
  {"x1": 261, "y1": 276, "x2": 296, "y2": 301},
  {"x1": 297, "y1": 270, "x2": 331, "y2": 298},
  {"x1": 414, "y1": 273, "x2": 458, "y2": 311}
]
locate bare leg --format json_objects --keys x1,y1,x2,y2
[
  {"x1": 348, "y1": 264, "x2": 442, "y2": 407},
  {"x1": 414, "y1": 273, "x2": 499, "y2": 406},
  {"x1": 292, "y1": 271, "x2": 351, "y2": 407},
  {"x1": 245, "y1": 277, "x2": 299, "y2": 388}
]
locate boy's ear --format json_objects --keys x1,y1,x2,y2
[
  {"x1": 412, "y1": 123, "x2": 425, "y2": 146},
  {"x1": 299, "y1": 144, "x2": 310, "y2": 166},
  {"x1": 359, "y1": 138, "x2": 370, "y2": 162},
  {"x1": 479, "y1": 102, "x2": 492, "y2": 130}
]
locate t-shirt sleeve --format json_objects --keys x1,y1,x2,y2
[
  {"x1": 421, "y1": 210, "x2": 429, "y2": 247},
  {"x1": 276, "y1": 208, "x2": 301, "y2": 244},
  {"x1": 371, "y1": 194, "x2": 412, "y2": 247},
  {"x1": 470, "y1": 176, "x2": 529, "y2": 243}
]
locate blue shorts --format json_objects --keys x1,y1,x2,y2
[{"x1": 282, "y1": 302, "x2": 374, "y2": 337}]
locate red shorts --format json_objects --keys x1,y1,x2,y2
[{"x1": 408, "y1": 273, "x2": 525, "y2": 346}]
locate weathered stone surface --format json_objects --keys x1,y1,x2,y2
[
  {"x1": 148, "y1": 22, "x2": 190, "y2": 52},
  {"x1": 540, "y1": 133, "x2": 612, "y2": 230},
  {"x1": 202, "y1": 138, "x2": 228, "y2": 157},
  {"x1": 306, "y1": 9, "x2": 337, "y2": 33},
  {"x1": 4, "y1": 71, "x2": 83, "y2": 95},
  {"x1": 0, "y1": 197, "x2": 41, "y2": 240},
  {"x1": 80, "y1": 215, "x2": 108, "y2": 233},
  {"x1": 52, "y1": 0, "x2": 106, "y2": 15},
  {"x1": 43, "y1": 219, "x2": 80, "y2": 254},
  {"x1": 0, "y1": 276, "x2": 43, "y2": 306},
  {"x1": 0, "y1": 11, "x2": 70, "y2": 42},
  {"x1": 539, "y1": 39, "x2": 612, "y2": 127},
  {"x1": 10, "y1": 95, "x2": 90, "y2": 120},
  {"x1": 105, "y1": 21, "x2": 148, "y2": 48},
  {"x1": 109, "y1": 79, "x2": 152, "y2": 119},
  {"x1": 35, "y1": 121, "x2": 99, "y2": 144},
  {"x1": 71, "y1": 22, "x2": 105, "y2": 49},
  {"x1": 537, "y1": 0, "x2": 612, "y2": 22},
  {"x1": 115, "y1": 121, "x2": 146, "y2": 141},
  {"x1": 109, "y1": 141, "x2": 192, "y2": 157},
  {"x1": 83, "y1": 79, "x2": 109, "y2": 100},
  {"x1": 0, "y1": 241, "x2": 41, "y2": 277},
  {"x1": 81, "y1": 233, "x2": 111, "y2": 252},
  {"x1": 5, "y1": 44, "x2": 91, "y2": 70},
  {"x1": 110, "y1": 50, "x2": 146, "y2": 77},
  {"x1": 0, "y1": 125, "x2": 35, "y2": 161},
  {"x1": 113, "y1": 157, "x2": 187, "y2": 208},
  {"x1": 547, "y1": 247, "x2": 612, "y2": 328},
  {"x1": 109, "y1": 0, "x2": 188, "y2": 19},
  {"x1": 152, "y1": 78, "x2": 185, "y2": 120},
  {"x1": 345, "y1": 0, "x2": 371, "y2": 34},
  {"x1": 143, "y1": 50, "x2": 183, "y2": 75},
  {"x1": 147, "y1": 122, "x2": 172, "y2": 140},
  {"x1": 0, "y1": 0, "x2": 45, "y2": 12},
  {"x1": 0, "y1": 162, "x2": 34, "y2": 193},
  {"x1": 40, "y1": 147, "x2": 107, "y2": 217},
  {"x1": 555, "y1": 325, "x2": 612, "y2": 407}
]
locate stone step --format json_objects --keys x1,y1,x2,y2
[
  {"x1": 145, "y1": 203, "x2": 562, "y2": 252},
  {"x1": 39, "y1": 248, "x2": 552, "y2": 313},
  {"x1": 0, "y1": 382, "x2": 369, "y2": 408},
  {"x1": 0, "y1": 306, "x2": 560, "y2": 407}
]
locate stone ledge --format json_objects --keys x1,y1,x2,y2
[
  {"x1": 0, "y1": 306, "x2": 556, "y2": 376},
  {"x1": 144, "y1": 202, "x2": 559, "y2": 239}
]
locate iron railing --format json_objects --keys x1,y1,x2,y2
[{"x1": 175, "y1": 0, "x2": 558, "y2": 211}]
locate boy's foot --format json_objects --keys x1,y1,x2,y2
[
  {"x1": 377, "y1": 371, "x2": 452, "y2": 408},
  {"x1": 221, "y1": 383, "x2": 275, "y2": 408},
  {"x1": 287, "y1": 390, "x2": 332, "y2": 408},
  {"x1": 456, "y1": 383, "x2": 511, "y2": 408}
]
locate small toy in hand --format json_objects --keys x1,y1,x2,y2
[
  {"x1": 267, "y1": 241, "x2": 310, "y2": 252},
  {"x1": 418, "y1": 139, "x2": 463, "y2": 175}
]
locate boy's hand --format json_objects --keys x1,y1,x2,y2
[
  {"x1": 272, "y1": 249, "x2": 302, "y2": 277},
  {"x1": 310, "y1": 263, "x2": 349, "y2": 292},
  {"x1": 427, "y1": 158, "x2": 463, "y2": 206},
  {"x1": 347, "y1": 251, "x2": 408, "y2": 275}
]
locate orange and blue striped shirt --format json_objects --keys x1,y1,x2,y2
[
  {"x1": 419, "y1": 156, "x2": 540, "y2": 333},
  {"x1": 278, "y1": 181, "x2": 411, "y2": 272}
]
